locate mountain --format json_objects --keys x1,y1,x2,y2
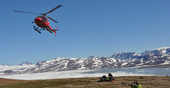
[
  {"x1": 112, "y1": 47, "x2": 170, "y2": 60},
  {"x1": 1, "y1": 64, "x2": 10, "y2": 66},
  {"x1": 141, "y1": 47, "x2": 170, "y2": 56},
  {"x1": 19, "y1": 61, "x2": 33, "y2": 66},
  {"x1": 1, "y1": 47, "x2": 170, "y2": 75},
  {"x1": 111, "y1": 52, "x2": 141, "y2": 60}
]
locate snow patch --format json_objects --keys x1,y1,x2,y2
[{"x1": 0, "y1": 69, "x2": 154, "y2": 80}]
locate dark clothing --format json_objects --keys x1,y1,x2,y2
[
  {"x1": 100, "y1": 75, "x2": 107, "y2": 82},
  {"x1": 108, "y1": 73, "x2": 114, "y2": 81},
  {"x1": 108, "y1": 74, "x2": 113, "y2": 77}
]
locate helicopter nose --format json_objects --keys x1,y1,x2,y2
[{"x1": 35, "y1": 18, "x2": 42, "y2": 23}]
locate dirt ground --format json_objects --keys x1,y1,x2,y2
[
  {"x1": 0, "y1": 76, "x2": 170, "y2": 88},
  {"x1": 0, "y1": 78, "x2": 22, "y2": 83},
  {"x1": 58, "y1": 76, "x2": 170, "y2": 88}
]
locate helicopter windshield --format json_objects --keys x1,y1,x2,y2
[{"x1": 37, "y1": 16, "x2": 48, "y2": 23}]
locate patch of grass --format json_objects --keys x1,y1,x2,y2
[
  {"x1": 1, "y1": 76, "x2": 170, "y2": 88},
  {"x1": 121, "y1": 82, "x2": 127, "y2": 84},
  {"x1": 70, "y1": 80, "x2": 91, "y2": 85}
]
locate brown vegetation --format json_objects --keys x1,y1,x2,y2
[
  {"x1": 0, "y1": 78, "x2": 22, "y2": 83},
  {"x1": 0, "y1": 76, "x2": 170, "y2": 88}
]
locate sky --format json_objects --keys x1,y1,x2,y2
[{"x1": 0, "y1": 0, "x2": 170, "y2": 65}]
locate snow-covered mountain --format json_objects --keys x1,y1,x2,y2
[
  {"x1": 1, "y1": 47, "x2": 170, "y2": 75},
  {"x1": 1, "y1": 64, "x2": 10, "y2": 66},
  {"x1": 19, "y1": 61, "x2": 33, "y2": 66},
  {"x1": 111, "y1": 52, "x2": 141, "y2": 60}
]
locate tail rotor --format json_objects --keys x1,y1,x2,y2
[{"x1": 54, "y1": 26, "x2": 59, "y2": 37}]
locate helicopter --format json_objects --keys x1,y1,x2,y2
[{"x1": 14, "y1": 4, "x2": 62, "y2": 36}]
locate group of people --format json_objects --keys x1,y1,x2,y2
[
  {"x1": 99, "y1": 73, "x2": 142, "y2": 88},
  {"x1": 128, "y1": 81, "x2": 142, "y2": 88},
  {"x1": 99, "y1": 73, "x2": 115, "y2": 82}
]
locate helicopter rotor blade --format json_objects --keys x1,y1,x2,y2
[
  {"x1": 45, "y1": 4, "x2": 62, "y2": 15},
  {"x1": 14, "y1": 10, "x2": 42, "y2": 15},
  {"x1": 46, "y1": 15, "x2": 58, "y2": 23}
]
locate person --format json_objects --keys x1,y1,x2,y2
[
  {"x1": 100, "y1": 75, "x2": 107, "y2": 82},
  {"x1": 108, "y1": 73, "x2": 114, "y2": 81},
  {"x1": 128, "y1": 81, "x2": 136, "y2": 86},
  {"x1": 131, "y1": 81, "x2": 142, "y2": 88}
]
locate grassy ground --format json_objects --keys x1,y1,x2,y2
[{"x1": 0, "y1": 76, "x2": 170, "y2": 88}]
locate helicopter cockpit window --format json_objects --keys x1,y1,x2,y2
[
  {"x1": 37, "y1": 16, "x2": 47, "y2": 23},
  {"x1": 44, "y1": 17, "x2": 47, "y2": 23},
  {"x1": 44, "y1": 17, "x2": 47, "y2": 21}
]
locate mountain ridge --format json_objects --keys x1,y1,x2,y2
[
  {"x1": 1, "y1": 47, "x2": 170, "y2": 75},
  {"x1": 19, "y1": 61, "x2": 33, "y2": 66}
]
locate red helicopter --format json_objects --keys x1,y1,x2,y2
[{"x1": 14, "y1": 4, "x2": 62, "y2": 36}]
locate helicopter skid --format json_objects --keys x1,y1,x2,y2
[
  {"x1": 34, "y1": 28, "x2": 41, "y2": 34},
  {"x1": 33, "y1": 26, "x2": 41, "y2": 34}
]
